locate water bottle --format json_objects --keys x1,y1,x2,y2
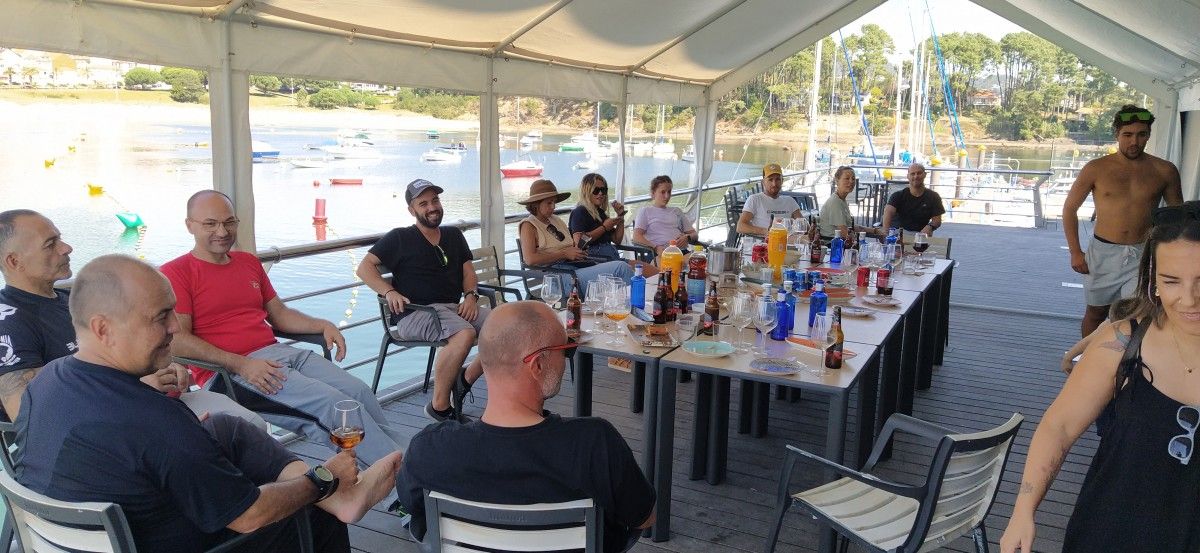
[
  {"x1": 829, "y1": 229, "x2": 845, "y2": 264},
  {"x1": 781, "y1": 280, "x2": 797, "y2": 337},
  {"x1": 630, "y1": 264, "x2": 646, "y2": 310},
  {"x1": 770, "y1": 290, "x2": 790, "y2": 341},
  {"x1": 807, "y1": 280, "x2": 828, "y2": 327}
]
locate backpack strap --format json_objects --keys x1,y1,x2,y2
[{"x1": 1114, "y1": 316, "x2": 1153, "y2": 395}]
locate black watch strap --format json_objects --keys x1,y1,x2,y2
[{"x1": 305, "y1": 465, "x2": 339, "y2": 502}]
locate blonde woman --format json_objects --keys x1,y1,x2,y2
[{"x1": 568, "y1": 173, "x2": 626, "y2": 261}]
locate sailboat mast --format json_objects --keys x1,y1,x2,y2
[
  {"x1": 805, "y1": 37, "x2": 823, "y2": 186},
  {"x1": 892, "y1": 55, "x2": 903, "y2": 164}
]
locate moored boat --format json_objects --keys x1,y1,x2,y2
[
  {"x1": 500, "y1": 159, "x2": 543, "y2": 178},
  {"x1": 330, "y1": 178, "x2": 364, "y2": 185}
]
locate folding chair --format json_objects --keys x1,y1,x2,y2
[{"x1": 422, "y1": 490, "x2": 602, "y2": 553}]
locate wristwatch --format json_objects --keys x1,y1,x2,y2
[
  {"x1": 304, "y1": 465, "x2": 339, "y2": 502},
  {"x1": 463, "y1": 290, "x2": 480, "y2": 300}
]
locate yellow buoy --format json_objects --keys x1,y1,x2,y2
[
  {"x1": 87, "y1": 183, "x2": 104, "y2": 195},
  {"x1": 882, "y1": 169, "x2": 893, "y2": 180},
  {"x1": 957, "y1": 148, "x2": 967, "y2": 157},
  {"x1": 67, "y1": 145, "x2": 76, "y2": 153},
  {"x1": 930, "y1": 157, "x2": 943, "y2": 166},
  {"x1": 978, "y1": 145, "x2": 987, "y2": 151},
  {"x1": 44, "y1": 159, "x2": 55, "y2": 168}
]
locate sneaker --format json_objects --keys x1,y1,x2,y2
[
  {"x1": 451, "y1": 371, "x2": 475, "y2": 413},
  {"x1": 424, "y1": 402, "x2": 463, "y2": 423}
]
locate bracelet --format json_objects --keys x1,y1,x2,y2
[{"x1": 383, "y1": 289, "x2": 396, "y2": 297}]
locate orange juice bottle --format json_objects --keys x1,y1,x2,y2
[
  {"x1": 659, "y1": 240, "x2": 684, "y2": 292},
  {"x1": 767, "y1": 217, "x2": 788, "y2": 281}
]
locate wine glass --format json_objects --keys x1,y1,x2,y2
[
  {"x1": 729, "y1": 292, "x2": 754, "y2": 353},
  {"x1": 913, "y1": 232, "x2": 930, "y2": 265},
  {"x1": 808, "y1": 314, "x2": 832, "y2": 377},
  {"x1": 330, "y1": 399, "x2": 365, "y2": 452},
  {"x1": 541, "y1": 275, "x2": 562, "y2": 309},
  {"x1": 602, "y1": 282, "x2": 630, "y2": 346},
  {"x1": 752, "y1": 296, "x2": 777, "y2": 355},
  {"x1": 584, "y1": 286, "x2": 606, "y2": 334}
]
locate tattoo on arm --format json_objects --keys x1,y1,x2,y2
[
  {"x1": 1098, "y1": 326, "x2": 1131, "y2": 353},
  {"x1": 0, "y1": 368, "x2": 39, "y2": 398}
]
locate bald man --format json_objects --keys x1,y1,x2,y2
[
  {"x1": 0, "y1": 209, "x2": 264, "y2": 428},
  {"x1": 881, "y1": 163, "x2": 945, "y2": 234},
  {"x1": 14, "y1": 255, "x2": 402, "y2": 553},
  {"x1": 162, "y1": 191, "x2": 403, "y2": 465},
  {"x1": 395, "y1": 301, "x2": 655, "y2": 553}
]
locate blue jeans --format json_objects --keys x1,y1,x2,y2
[
  {"x1": 586, "y1": 242, "x2": 620, "y2": 261},
  {"x1": 550, "y1": 260, "x2": 632, "y2": 296}
]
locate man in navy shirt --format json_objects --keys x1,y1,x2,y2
[
  {"x1": 396, "y1": 301, "x2": 655, "y2": 553},
  {"x1": 14, "y1": 254, "x2": 403, "y2": 553},
  {"x1": 0, "y1": 209, "x2": 263, "y2": 427}
]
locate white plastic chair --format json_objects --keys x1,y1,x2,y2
[
  {"x1": 765, "y1": 413, "x2": 1023, "y2": 553},
  {"x1": 422, "y1": 490, "x2": 602, "y2": 553}
]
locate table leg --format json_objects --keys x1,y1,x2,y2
[
  {"x1": 788, "y1": 387, "x2": 802, "y2": 402},
  {"x1": 737, "y1": 380, "x2": 753, "y2": 434},
  {"x1": 917, "y1": 288, "x2": 938, "y2": 390},
  {"x1": 897, "y1": 299, "x2": 924, "y2": 417},
  {"x1": 878, "y1": 326, "x2": 904, "y2": 462},
  {"x1": 935, "y1": 266, "x2": 953, "y2": 366},
  {"x1": 690, "y1": 373, "x2": 713, "y2": 481},
  {"x1": 631, "y1": 361, "x2": 645, "y2": 414},
  {"x1": 641, "y1": 360, "x2": 660, "y2": 477},
  {"x1": 574, "y1": 351, "x2": 593, "y2": 417},
  {"x1": 706, "y1": 376, "x2": 731, "y2": 485},
  {"x1": 652, "y1": 365, "x2": 678, "y2": 542},
  {"x1": 855, "y1": 353, "x2": 880, "y2": 469},
  {"x1": 751, "y1": 382, "x2": 770, "y2": 438}
]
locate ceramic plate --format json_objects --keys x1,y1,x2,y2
[
  {"x1": 840, "y1": 306, "x2": 874, "y2": 318},
  {"x1": 749, "y1": 357, "x2": 806, "y2": 375},
  {"x1": 682, "y1": 340, "x2": 735, "y2": 358},
  {"x1": 864, "y1": 295, "x2": 902, "y2": 306}
]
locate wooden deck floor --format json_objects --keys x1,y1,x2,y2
[{"x1": 287, "y1": 221, "x2": 1093, "y2": 553}]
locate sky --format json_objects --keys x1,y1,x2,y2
[{"x1": 840, "y1": 0, "x2": 1025, "y2": 54}]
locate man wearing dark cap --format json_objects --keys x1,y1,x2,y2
[
  {"x1": 356, "y1": 179, "x2": 487, "y2": 422},
  {"x1": 737, "y1": 163, "x2": 802, "y2": 236}
]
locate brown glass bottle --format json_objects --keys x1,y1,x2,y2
[
  {"x1": 565, "y1": 283, "x2": 582, "y2": 338},
  {"x1": 703, "y1": 286, "x2": 721, "y2": 336},
  {"x1": 823, "y1": 306, "x2": 844, "y2": 369},
  {"x1": 674, "y1": 274, "x2": 690, "y2": 319},
  {"x1": 652, "y1": 270, "x2": 672, "y2": 325}
]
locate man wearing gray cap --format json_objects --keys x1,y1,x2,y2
[{"x1": 356, "y1": 180, "x2": 488, "y2": 423}]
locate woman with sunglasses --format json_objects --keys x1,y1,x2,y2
[
  {"x1": 518, "y1": 179, "x2": 634, "y2": 294},
  {"x1": 1001, "y1": 203, "x2": 1200, "y2": 553},
  {"x1": 568, "y1": 173, "x2": 626, "y2": 261},
  {"x1": 632, "y1": 175, "x2": 698, "y2": 254}
]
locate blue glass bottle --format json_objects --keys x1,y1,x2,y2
[
  {"x1": 885, "y1": 227, "x2": 898, "y2": 247},
  {"x1": 807, "y1": 280, "x2": 828, "y2": 327},
  {"x1": 782, "y1": 280, "x2": 798, "y2": 336},
  {"x1": 829, "y1": 230, "x2": 845, "y2": 264},
  {"x1": 630, "y1": 264, "x2": 646, "y2": 310},
  {"x1": 771, "y1": 289, "x2": 791, "y2": 341}
]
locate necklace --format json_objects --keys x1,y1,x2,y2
[{"x1": 1170, "y1": 325, "x2": 1197, "y2": 374}]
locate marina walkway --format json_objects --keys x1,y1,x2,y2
[{"x1": 286, "y1": 221, "x2": 1092, "y2": 553}]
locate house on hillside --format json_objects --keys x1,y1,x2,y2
[
  {"x1": 0, "y1": 48, "x2": 25, "y2": 85},
  {"x1": 970, "y1": 89, "x2": 1000, "y2": 109}
]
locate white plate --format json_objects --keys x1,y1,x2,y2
[
  {"x1": 840, "y1": 306, "x2": 874, "y2": 318},
  {"x1": 682, "y1": 340, "x2": 736, "y2": 358},
  {"x1": 749, "y1": 357, "x2": 807, "y2": 375},
  {"x1": 863, "y1": 295, "x2": 902, "y2": 306}
]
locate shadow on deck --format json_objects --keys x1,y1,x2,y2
[{"x1": 286, "y1": 222, "x2": 1091, "y2": 553}]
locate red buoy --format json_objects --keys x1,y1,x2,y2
[
  {"x1": 312, "y1": 198, "x2": 328, "y2": 224},
  {"x1": 312, "y1": 179, "x2": 320, "y2": 187}
]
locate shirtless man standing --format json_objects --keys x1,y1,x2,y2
[{"x1": 1064, "y1": 104, "x2": 1182, "y2": 337}]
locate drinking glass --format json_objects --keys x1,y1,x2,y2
[
  {"x1": 752, "y1": 296, "x2": 777, "y2": 355},
  {"x1": 330, "y1": 399, "x2": 365, "y2": 452},
  {"x1": 808, "y1": 314, "x2": 832, "y2": 377},
  {"x1": 541, "y1": 275, "x2": 562, "y2": 309},
  {"x1": 584, "y1": 286, "x2": 605, "y2": 334},
  {"x1": 881, "y1": 244, "x2": 897, "y2": 265},
  {"x1": 602, "y1": 282, "x2": 630, "y2": 346},
  {"x1": 729, "y1": 292, "x2": 754, "y2": 353},
  {"x1": 913, "y1": 232, "x2": 931, "y2": 265},
  {"x1": 675, "y1": 313, "x2": 700, "y2": 344}
]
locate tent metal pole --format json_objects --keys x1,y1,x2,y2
[
  {"x1": 209, "y1": 19, "x2": 256, "y2": 252},
  {"x1": 479, "y1": 58, "x2": 505, "y2": 265}
]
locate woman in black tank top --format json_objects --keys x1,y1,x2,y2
[{"x1": 1000, "y1": 206, "x2": 1200, "y2": 553}]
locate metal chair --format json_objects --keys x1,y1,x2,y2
[
  {"x1": 724, "y1": 187, "x2": 747, "y2": 246},
  {"x1": 470, "y1": 245, "x2": 542, "y2": 304},
  {"x1": 421, "y1": 490, "x2": 602, "y2": 553},
  {"x1": 174, "y1": 329, "x2": 331, "y2": 405},
  {"x1": 765, "y1": 413, "x2": 1023, "y2": 553},
  {"x1": 0, "y1": 471, "x2": 313, "y2": 553},
  {"x1": 780, "y1": 190, "x2": 819, "y2": 218},
  {"x1": 0, "y1": 411, "x2": 18, "y2": 551}
]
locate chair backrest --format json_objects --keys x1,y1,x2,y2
[
  {"x1": 422, "y1": 491, "x2": 602, "y2": 553},
  {"x1": 903, "y1": 413, "x2": 1023, "y2": 553},
  {"x1": 901, "y1": 235, "x2": 953, "y2": 259},
  {"x1": 471, "y1": 245, "x2": 503, "y2": 288},
  {"x1": 780, "y1": 190, "x2": 818, "y2": 213},
  {"x1": 0, "y1": 412, "x2": 16, "y2": 474},
  {"x1": 0, "y1": 471, "x2": 136, "y2": 553}
]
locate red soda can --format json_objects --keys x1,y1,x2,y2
[
  {"x1": 856, "y1": 265, "x2": 871, "y2": 287},
  {"x1": 752, "y1": 243, "x2": 768, "y2": 263}
]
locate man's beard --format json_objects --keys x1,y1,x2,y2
[
  {"x1": 415, "y1": 210, "x2": 442, "y2": 228},
  {"x1": 1122, "y1": 145, "x2": 1144, "y2": 160},
  {"x1": 540, "y1": 372, "x2": 564, "y2": 400}
]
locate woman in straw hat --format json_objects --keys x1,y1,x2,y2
[{"x1": 517, "y1": 179, "x2": 637, "y2": 294}]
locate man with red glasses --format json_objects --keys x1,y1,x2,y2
[
  {"x1": 356, "y1": 179, "x2": 487, "y2": 423},
  {"x1": 1063, "y1": 104, "x2": 1182, "y2": 337},
  {"x1": 395, "y1": 301, "x2": 655, "y2": 553}
]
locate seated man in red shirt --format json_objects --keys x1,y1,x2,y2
[{"x1": 163, "y1": 191, "x2": 403, "y2": 464}]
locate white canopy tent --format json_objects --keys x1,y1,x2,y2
[{"x1": 4, "y1": 0, "x2": 1198, "y2": 251}]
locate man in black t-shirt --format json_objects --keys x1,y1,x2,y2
[
  {"x1": 396, "y1": 301, "x2": 655, "y2": 553},
  {"x1": 355, "y1": 179, "x2": 488, "y2": 422},
  {"x1": 881, "y1": 163, "x2": 946, "y2": 233},
  {"x1": 15, "y1": 255, "x2": 402, "y2": 553}
]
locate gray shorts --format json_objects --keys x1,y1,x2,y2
[
  {"x1": 392, "y1": 303, "x2": 489, "y2": 342},
  {"x1": 1084, "y1": 236, "x2": 1142, "y2": 307}
]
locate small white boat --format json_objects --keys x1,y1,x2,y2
[
  {"x1": 288, "y1": 157, "x2": 331, "y2": 169},
  {"x1": 592, "y1": 142, "x2": 618, "y2": 158},
  {"x1": 436, "y1": 142, "x2": 468, "y2": 153},
  {"x1": 526, "y1": 129, "x2": 543, "y2": 139},
  {"x1": 573, "y1": 157, "x2": 599, "y2": 171},
  {"x1": 681, "y1": 144, "x2": 695, "y2": 162},
  {"x1": 626, "y1": 141, "x2": 654, "y2": 156},
  {"x1": 421, "y1": 149, "x2": 462, "y2": 162},
  {"x1": 322, "y1": 143, "x2": 381, "y2": 159},
  {"x1": 251, "y1": 140, "x2": 280, "y2": 162}
]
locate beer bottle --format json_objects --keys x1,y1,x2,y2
[
  {"x1": 824, "y1": 306, "x2": 845, "y2": 369},
  {"x1": 703, "y1": 285, "x2": 721, "y2": 336},
  {"x1": 809, "y1": 233, "x2": 822, "y2": 264},
  {"x1": 565, "y1": 282, "x2": 582, "y2": 338},
  {"x1": 674, "y1": 274, "x2": 690, "y2": 317},
  {"x1": 652, "y1": 270, "x2": 672, "y2": 325}
]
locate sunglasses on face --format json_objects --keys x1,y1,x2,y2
[
  {"x1": 1168, "y1": 405, "x2": 1199, "y2": 465},
  {"x1": 522, "y1": 341, "x2": 578, "y2": 364},
  {"x1": 592, "y1": 188, "x2": 608, "y2": 196},
  {"x1": 1152, "y1": 202, "x2": 1200, "y2": 226},
  {"x1": 546, "y1": 224, "x2": 566, "y2": 242},
  {"x1": 1116, "y1": 111, "x2": 1153, "y2": 123}
]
